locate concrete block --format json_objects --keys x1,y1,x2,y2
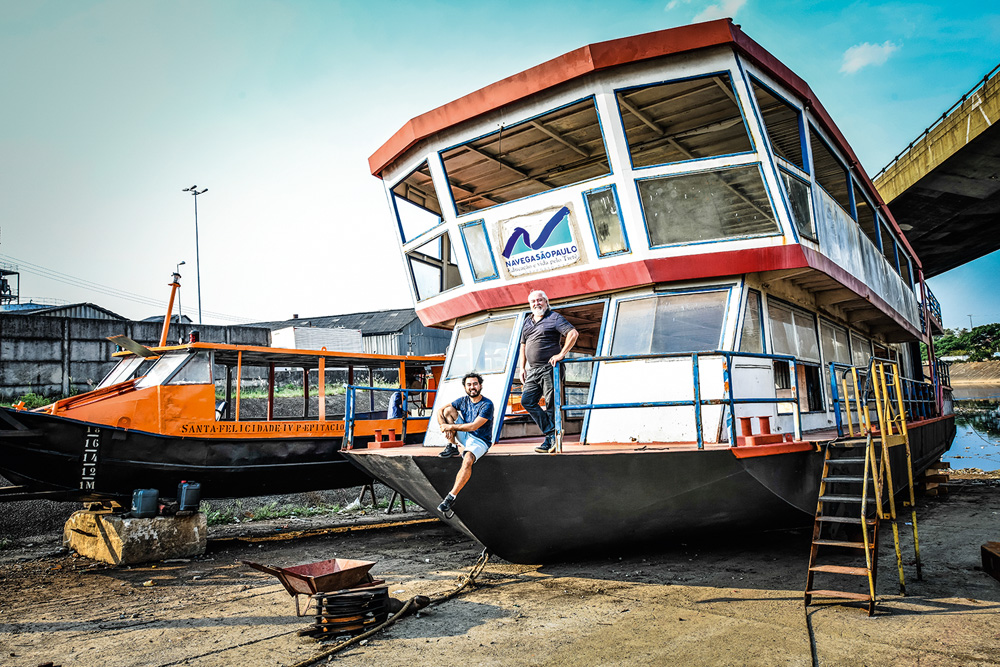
[{"x1": 64, "y1": 511, "x2": 207, "y2": 565}]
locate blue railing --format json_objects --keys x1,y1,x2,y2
[
  {"x1": 923, "y1": 286, "x2": 942, "y2": 326},
  {"x1": 829, "y1": 360, "x2": 939, "y2": 437},
  {"x1": 552, "y1": 350, "x2": 803, "y2": 451},
  {"x1": 343, "y1": 385, "x2": 436, "y2": 449}
]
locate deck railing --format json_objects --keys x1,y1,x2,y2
[
  {"x1": 829, "y1": 359, "x2": 939, "y2": 438},
  {"x1": 551, "y1": 350, "x2": 803, "y2": 452},
  {"x1": 922, "y1": 286, "x2": 942, "y2": 328},
  {"x1": 343, "y1": 385, "x2": 436, "y2": 449}
]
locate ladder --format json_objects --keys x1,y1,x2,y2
[{"x1": 804, "y1": 360, "x2": 922, "y2": 615}]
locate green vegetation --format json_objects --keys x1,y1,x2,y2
[
  {"x1": 201, "y1": 500, "x2": 353, "y2": 526},
  {"x1": 0, "y1": 393, "x2": 54, "y2": 409},
  {"x1": 926, "y1": 323, "x2": 1000, "y2": 362}
]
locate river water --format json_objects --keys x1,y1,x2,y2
[{"x1": 947, "y1": 385, "x2": 1000, "y2": 472}]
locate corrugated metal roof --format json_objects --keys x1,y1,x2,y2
[
  {"x1": 251, "y1": 308, "x2": 419, "y2": 336},
  {"x1": 0, "y1": 302, "x2": 127, "y2": 320}
]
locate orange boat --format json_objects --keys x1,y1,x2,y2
[{"x1": 0, "y1": 277, "x2": 443, "y2": 502}]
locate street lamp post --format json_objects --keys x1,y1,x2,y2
[
  {"x1": 182, "y1": 186, "x2": 208, "y2": 323},
  {"x1": 175, "y1": 261, "x2": 186, "y2": 322}
]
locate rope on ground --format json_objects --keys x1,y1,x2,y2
[{"x1": 288, "y1": 549, "x2": 491, "y2": 667}]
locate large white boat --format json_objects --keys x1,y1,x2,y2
[{"x1": 345, "y1": 18, "x2": 955, "y2": 563}]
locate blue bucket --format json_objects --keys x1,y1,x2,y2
[{"x1": 131, "y1": 489, "x2": 159, "y2": 518}]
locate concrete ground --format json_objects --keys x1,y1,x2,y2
[{"x1": 2, "y1": 478, "x2": 999, "y2": 666}]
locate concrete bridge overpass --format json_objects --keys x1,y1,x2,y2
[{"x1": 874, "y1": 64, "x2": 1000, "y2": 279}]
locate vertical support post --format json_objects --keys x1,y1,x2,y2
[
  {"x1": 399, "y1": 360, "x2": 407, "y2": 442},
  {"x1": 553, "y1": 361, "x2": 563, "y2": 453},
  {"x1": 225, "y1": 365, "x2": 233, "y2": 420},
  {"x1": 693, "y1": 354, "x2": 704, "y2": 450},
  {"x1": 723, "y1": 354, "x2": 737, "y2": 447},
  {"x1": 318, "y1": 357, "x2": 326, "y2": 421},
  {"x1": 344, "y1": 387, "x2": 355, "y2": 450},
  {"x1": 234, "y1": 351, "x2": 243, "y2": 422},
  {"x1": 267, "y1": 363, "x2": 275, "y2": 421},
  {"x1": 790, "y1": 359, "x2": 801, "y2": 441},
  {"x1": 830, "y1": 363, "x2": 843, "y2": 437},
  {"x1": 302, "y1": 368, "x2": 309, "y2": 419}
]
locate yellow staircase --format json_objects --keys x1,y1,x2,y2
[{"x1": 804, "y1": 361, "x2": 922, "y2": 615}]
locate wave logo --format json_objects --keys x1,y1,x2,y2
[{"x1": 500, "y1": 206, "x2": 579, "y2": 276}]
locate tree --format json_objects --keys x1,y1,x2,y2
[{"x1": 966, "y1": 323, "x2": 1000, "y2": 361}]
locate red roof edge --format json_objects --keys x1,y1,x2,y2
[{"x1": 368, "y1": 19, "x2": 920, "y2": 270}]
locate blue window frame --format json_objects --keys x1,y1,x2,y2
[
  {"x1": 615, "y1": 71, "x2": 755, "y2": 171},
  {"x1": 635, "y1": 163, "x2": 780, "y2": 249},
  {"x1": 458, "y1": 219, "x2": 499, "y2": 282},
  {"x1": 391, "y1": 160, "x2": 443, "y2": 243},
  {"x1": 582, "y1": 184, "x2": 630, "y2": 257}
]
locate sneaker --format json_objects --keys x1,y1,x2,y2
[
  {"x1": 437, "y1": 493, "x2": 456, "y2": 518},
  {"x1": 438, "y1": 444, "x2": 460, "y2": 458},
  {"x1": 534, "y1": 437, "x2": 555, "y2": 454}
]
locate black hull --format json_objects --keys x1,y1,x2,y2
[
  {"x1": 0, "y1": 408, "x2": 380, "y2": 502},
  {"x1": 346, "y1": 417, "x2": 956, "y2": 563}
]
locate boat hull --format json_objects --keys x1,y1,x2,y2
[
  {"x1": 346, "y1": 416, "x2": 956, "y2": 563},
  {"x1": 0, "y1": 408, "x2": 376, "y2": 501}
]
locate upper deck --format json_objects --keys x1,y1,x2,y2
[{"x1": 371, "y1": 19, "x2": 925, "y2": 340}]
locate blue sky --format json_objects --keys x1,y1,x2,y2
[{"x1": 1, "y1": 0, "x2": 997, "y2": 329}]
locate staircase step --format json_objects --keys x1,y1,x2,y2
[
  {"x1": 809, "y1": 564, "x2": 870, "y2": 576},
  {"x1": 817, "y1": 515, "x2": 875, "y2": 525},
  {"x1": 805, "y1": 589, "x2": 872, "y2": 602},
  {"x1": 828, "y1": 457, "x2": 866, "y2": 464},
  {"x1": 822, "y1": 475, "x2": 865, "y2": 483},
  {"x1": 819, "y1": 494, "x2": 863, "y2": 503},
  {"x1": 812, "y1": 539, "x2": 871, "y2": 549}
]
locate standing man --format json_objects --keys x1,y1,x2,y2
[
  {"x1": 518, "y1": 290, "x2": 578, "y2": 453},
  {"x1": 435, "y1": 372, "x2": 494, "y2": 517}
]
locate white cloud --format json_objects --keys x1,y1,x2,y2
[
  {"x1": 840, "y1": 40, "x2": 900, "y2": 74},
  {"x1": 692, "y1": 0, "x2": 747, "y2": 22}
]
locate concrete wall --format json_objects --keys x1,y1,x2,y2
[{"x1": 0, "y1": 316, "x2": 269, "y2": 401}]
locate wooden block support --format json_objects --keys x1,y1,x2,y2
[{"x1": 64, "y1": 511, "x2": 207, "y2": 566}]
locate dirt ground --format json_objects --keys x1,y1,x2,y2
[{"x1": 2, "y1": 476, "x2": 1000, "y2": 667}]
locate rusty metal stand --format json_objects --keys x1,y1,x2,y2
[
  {"x1": 356, "y1": 481, "x2": 377, "y2": 508},
  {"x1": 386, "y1": 490, "x2": 407, "y2": 514}
]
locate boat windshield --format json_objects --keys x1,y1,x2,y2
[
  {"x1": 135, "y1": 351, "x2": 212, "y2": 389},
  {"x1": 97, "y1": 356, "x2": 156, "y2": 389}
]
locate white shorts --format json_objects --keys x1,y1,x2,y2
[{"x1": 455, "y1": 430, "x2": 490, "y2": 462}]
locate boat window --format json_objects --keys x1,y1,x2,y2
[
  {"x1": 611, "y1": 291, "x2": 728, "y2": 356},
  {"x1": 879, "y1": 220, "x2": 899, "y2": 272},
  {"x1": 780, "y1": 169, "x2": 815, "y2": 240},
  {"x1": 750, "y1": 79, "x2": 804, "y2": 170},
  {"x1": 446, "y1": 318, "x2": 517, "y2": 379},
  {"x1": 459, "y1": 220, "x2": 498, "y2": 281},
  {"x1": 739, "y1": 289, "x2": 764, "y2": 353},
  {"x1": 97, "y1": 356, "x2": 155, "y2": 388},
  {"x1": 406, "y1": 231, "x2": 463, "y2": 301},
  {"x1": 809, "y1": 130, "x2": 851, "y2": 212},
  {"x1": 774, "y1": 360, "x2": 824, "y2": 413},
  {"x1": 820, "y1": 320, "x2": 851, "y2": 406},
  {"x1": 136, "y1": 352, "x2": 194, "y2": 389},
  {"x1": 767, "y1": 300, "x2": 820, "y2": 362},
  {"x1": 584, "y1": 185, "x2": 629, "y2": 256},
  {"x1": 167, "y1": 351, "x2": 212, "y2": 385},
  {"x1": 638, "y1": 165, "x2": 778, "y2": 246},
  {"x1": 616, "y1": 73, "x2": 753, "y2": 169},
  {"x1": 854, "y1": 183, "x2": 879, "y2": 248},
  {"x1": 391, "y1": 161, "x2": 442, "y2": 243},
  {"x1": 440, "y1": 97, "x2": 611, "y2": 215},
  {"x1": 850, "y1": 332, "x2": 871, "y2": 368}
]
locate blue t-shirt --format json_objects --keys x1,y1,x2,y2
[
  {"x1": 387, "y1": 391, "x2": 405, "y2": 419},
  {"x1": 450, "y1": 395, "x2": 495, "y2": 445}
]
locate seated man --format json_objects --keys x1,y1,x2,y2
[{"x1": 435, "y1": 372, "x2": 494, "y2": 518}]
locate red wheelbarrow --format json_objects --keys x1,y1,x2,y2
[{"x1": 242, "y1": 557, "x2": 380, "y2": 615}]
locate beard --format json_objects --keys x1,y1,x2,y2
[{"x1": 466, "y1": 387, "x2": 480, "y2": 397}]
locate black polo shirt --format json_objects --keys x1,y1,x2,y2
[{"x1": 521, "y1": 309, "x2": 575, "y2": 367}]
